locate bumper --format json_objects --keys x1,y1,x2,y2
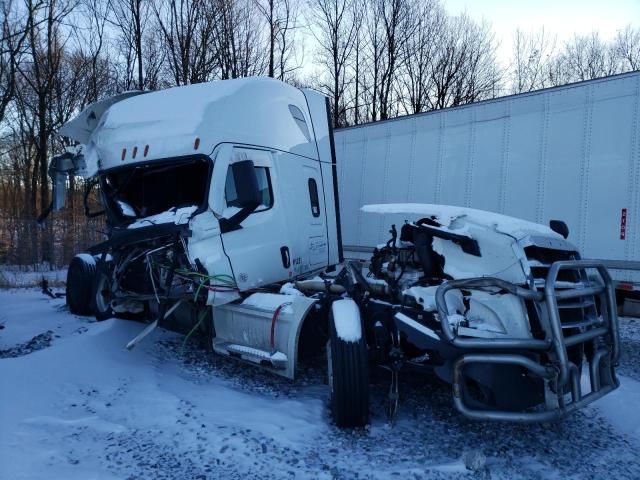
[{"x1": 436, "y1": 260, "x2": 620, "y2": 422}]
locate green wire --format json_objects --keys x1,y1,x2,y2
[
  {"x1": 170, "y1": 267, "x2": 237, "y2": 287},
  {"x1": 193, "y1": 281, "x2": 205, "y2": 302},
  {"x1": 181, "y1": 308, "x2": 209, "y2": 352}
]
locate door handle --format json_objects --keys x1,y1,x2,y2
[{"x1": 280, "y1": 246, "x2": 290, "y2": 269}]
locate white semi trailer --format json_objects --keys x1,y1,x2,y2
[
  {"x1": 46, "y1": 77, "x2": 621, "y2": 427},
  {"x1": 335, "y1": 71, "x2": 640, "y2": 298}
]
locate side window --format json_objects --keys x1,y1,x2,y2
[
  {"x1": 308, "y1": 178, "x2": 320, "y2": 217},
  {"x1": 289, "y1": 105, "x2": 311, "y2": 141},
  {"x1": 225, "y1": 166, "x2": 273, "y2": 211}
]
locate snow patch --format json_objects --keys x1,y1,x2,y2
[
  {"x1": 117, "y1": 200, "x2": 136, "y2": 217},
  {"x1": 591, "y1": 375, "x2": 640, "y2": 442},
  {"x1": 242, "y1": 293, "x2": 295, "y2": 313},
  {"x1": 447, "y1": 314, "x2": 466, "y2": 327},
  {"x1": 331, "y1": 299, "x2": 362, "y2": 342},
  {"x1": 416, "y1": 287, "x2": 466, "y2": 316},
  {"x1": 0, "y1": 290, "x2": 327, "y2": 479},
  {"x1": 279, "y1": 282, "x2": 303, "y2": 296},
  {"x1": 127, "y1": 205, "x2": 198, "y2": 229},
  {"x1": 270, "y1": 351, "x2": 287, "y2": 362},
  {"x1": 403, "y1": 285, "x2": 439, "y2": 311},
  {"x1": 0, "y1": 267, "x2": 67, "y2": 288}
]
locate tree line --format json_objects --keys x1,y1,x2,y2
[{"x1": 1, "y1": 0, "x2": 639, "y2": 267}]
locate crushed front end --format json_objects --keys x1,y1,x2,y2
[
  {"x1": 356, "y1": 204, "x2": 620, "y2": 421},
  {"x1": 437, "y1": 261, "x2": 619, "y2": 421}
]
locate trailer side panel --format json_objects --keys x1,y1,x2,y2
[{"x1": 336, "y1": 72, "x2": 640, "y2": 283}]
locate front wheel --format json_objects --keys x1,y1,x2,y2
[
  {"x1": 327, "y1": 299, "x2": 369, "y2": 428},
  {"x1": 66, "y1": 254, "x2": 97, "y2": 315},
  {"x1": 92, "y1": 261, "x2": 114, "y2": 321}
]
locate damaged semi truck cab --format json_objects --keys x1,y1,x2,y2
[
  {"x1": 58, "y1": 78, "x2": 342, "y2": 373},
  {"x1": 61, "y1": 79, "x2": 341, "y2": 289},
  {"x1": 52, "y1": 78, "x2": 620, "y2": 427}
]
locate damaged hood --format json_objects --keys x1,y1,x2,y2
[{"x1": 361, "y1": 203, "x2": 562, "y2": 241}]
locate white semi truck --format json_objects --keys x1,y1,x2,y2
[
  {"x1": 47, "y1": 77, "x2": 620, "y2": 427},
  {"x1": 335, "y1": 70, "x2": 640, "y2": 301}
]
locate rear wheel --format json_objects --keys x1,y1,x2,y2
[
  {"x1": 327, "y1": 299, "x2": 369, "y2": 428},
  {"x1": 66, "y1": 254, "x2": 97, "y2": 315}
]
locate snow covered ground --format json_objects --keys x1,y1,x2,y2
[
  {"x1": 1, "y1": 289, "x2": 640, "y2": 479},
  {"x1": 0, "y1": 265, "x2": 67, "y2": 288}
]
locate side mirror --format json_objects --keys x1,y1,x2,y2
[
  {"x1": 50, "y1": 152, "x2": 77, "y2": 211},
  {"x1": 38, "y1": 152, "x2": 80, "y2": 224},
  {"x1": 549, "y1": 220, "x2": 569, "y2": 239},
  {"x1": 220, "y1": 160, "x2": 261, "y2": 233},
  {"x1": 231, "y1": 160, "x2": 261, "y2": 208}
]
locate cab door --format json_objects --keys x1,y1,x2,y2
[
  {"x1": 274, "y1": 152, "x2": 329, "y2": 276},
  {"x1": 211, "y1": 145, "x2": 291, "y2": 290}
]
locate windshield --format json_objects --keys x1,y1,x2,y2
[{"x1": 100, "y1": 156, "x2": 211, "y2": 225}]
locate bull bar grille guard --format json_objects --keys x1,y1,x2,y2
[{"x1": 435, "y1": 260, "x2": 620, "y2": 422}]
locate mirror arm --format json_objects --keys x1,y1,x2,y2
[{"x1": 219, "y1": 201, "x2": 260, "y2": 233}]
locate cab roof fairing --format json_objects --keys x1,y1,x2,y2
[{"x1": 61, "y1": 77, "x2": 324, "y2": 177}]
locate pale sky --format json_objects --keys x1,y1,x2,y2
[{"x1": 444, "y1": 0, "x2": 640, "y2": 65}]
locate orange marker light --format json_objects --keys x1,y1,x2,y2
[{"x1": 194, "y1": 137, "x2": 200, "y2": 150}]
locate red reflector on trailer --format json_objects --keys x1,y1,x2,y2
[
  {"x1": 121, "y1": 148, "x2": 126, "y2": 161},
  {"x1": 194, "y1": 138, "x2": 200, "y2": 150},
  {"x1": 618, "y1": 282, "x2": 635, "y2": 291},
  {"x1": 144, "y1": 145, "x2": 149, "y2": 157}
]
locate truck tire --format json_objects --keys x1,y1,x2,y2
[
  {"x1": 327, "y1": 299, "x2": 369, "y2": 428},
  {"x1": 66, "y1": 254, "x2": 97, "y2": 315},
  {"x1": 92, "y1": 261, "x2": 114, "y2": 321}
]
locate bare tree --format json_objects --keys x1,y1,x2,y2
[
  {"x1": 212, "y1": 0, "x2": 268, "y2": 80},
  {"x1": 274, "y1": 0, "x2": 300, "y2": 80},
  {"x1": 255, "y1": 0, "x2": 299, "y2": 79},
  {"x1": 349, "y1": 0, "x2": 364, "y2": 124},
  {"x1": 397, "y1": 0, "x2": 443, "y2": 114},
  {"x1": 308, "y1": 0, "x2": 357, "y2": 127},
  {"x1": 374, "y1": 0, "x2": 416, "y2": 120},
  {"x1": 557, "y1": 32, "x2": 618, "y2": 83},
  {"x1": 75, "y1": 0, "x2": 112, "y2": 103},
  {"x1": 16, "y1": 0, "x2": 79, "y2": 261},
  {"x1": 510, "y1": 27, "x2": 556, "y2": 93},
  {"x1": 429, "y1": 15, "x2": 500, "y2": 109},
  {"x1": 452, "y1": 18, "x2": 501, "y2": 104},
  {"x1": 0, "y1": 0, "x2": 28, "y2": 123},
  {"x1": 141, "y1": 28, "x2": 168, "y2": 90},
  {"x1": 108, "y1": 0, "x2": 149, "y2": 90},
  {"x1": 614, "y1": 25, "x2": 640, "y2": 71},
  {"x1": 153, "y1": 0, "x2": 217, "y2": 85}
]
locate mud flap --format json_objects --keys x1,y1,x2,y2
[{"x1": 212, "y1": 294, "x2": 317, "y2": 379}]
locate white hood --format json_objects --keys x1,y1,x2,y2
[{"x1": 361, "y1": 203, "x2": 562, "y2": 241}]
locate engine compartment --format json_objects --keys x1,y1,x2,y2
[{"x1": 100, "y1": 156, "x2": 211, "y2": 227}]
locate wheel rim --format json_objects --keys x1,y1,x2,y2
[{"x1": 95, "y1": 273, "x2": 111, "y2": 313}]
